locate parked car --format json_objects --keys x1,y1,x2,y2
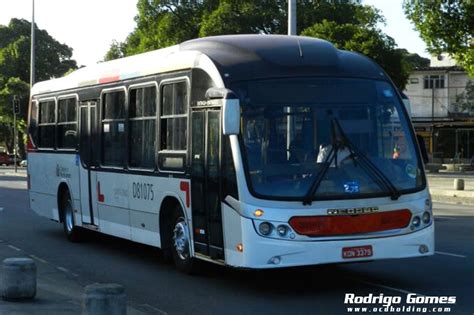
[
  {"x1": 20, "y1": 160, "x2": 27, "y2": 167},
  {"x1": 0, "y1": 152, "x2": 9, "y2": 165}
]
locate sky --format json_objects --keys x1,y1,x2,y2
[{"x1": 0, "y1": 0, "x2": 429, "y2": 67}]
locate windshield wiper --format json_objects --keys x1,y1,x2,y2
[{"x1": 302, "y1": 118, "x2": 400, "y2": 205}]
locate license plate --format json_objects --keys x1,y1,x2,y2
[{"x1": 342, "y1": 245, "x2": 373, "y2": 259}]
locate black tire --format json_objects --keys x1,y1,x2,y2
[
  {"x1": 61, "y1": 191, "x2": 83, "y2": 242},
  {"x1": 170, "y1": 205, "x2": 197, "y2": 274}
]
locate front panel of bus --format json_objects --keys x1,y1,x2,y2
[{"x1": 220, "y1": 77, "x2": 434, "y2": 268}]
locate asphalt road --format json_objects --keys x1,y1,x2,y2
[{"x1": 0, "y1": 173, "x2": 472, "y2": 315}]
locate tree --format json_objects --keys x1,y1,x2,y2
[
  {"x1": 403, "y1": 0, "x2": 474, "y2": 75},
  {"x1": 106, "y1": 0, "x2": 411, "y2": 89},
  {"x1": 454, "y1": 80, "x2": 474, "y2": 114},
  {"x1": 302, "y1": 20, "x2": 409, "y2": 89},
  {"x1": 397, "y1": 48, "x2": 430, "y2": 70},
  {"x1": 0, "y1": 18, "x2": 77, "y2": 156}
]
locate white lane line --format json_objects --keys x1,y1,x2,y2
[
  {"x1": 57, "y1": 266, "x2": 69, "y2": 273},
  {"x1": 435, "y1": 251, "x2": 467, "y2": 258},
  {"x1": 7, "y1": 245, "x2": 22, "y2": 252},
  {"x1": 351, "y1": 278, "x2": 425, "y2": 296},
  {"x1": 29, "y1": 254, "x2": 48, "y2": 264},
  {"x1": 138, "y1": 304, "x2": 168, "y2": 315}
]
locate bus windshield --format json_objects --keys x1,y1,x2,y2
[{"x1": 233, "y1": 78, "x2": 424, "y2": 200}]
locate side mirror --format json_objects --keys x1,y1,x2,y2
[{"x1": 223, "y1": 99, "x2": 240, "y2": 135}]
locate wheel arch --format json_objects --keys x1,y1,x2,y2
[
  {"x1": 57, "y1": 181, "x2": 72, "y2": 223},
  {"x1": 159, "y1": 195, "x2": 188, "y2": 250}
]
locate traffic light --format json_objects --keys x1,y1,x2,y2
[{"x1": 13, "y1": 96, "x2": 20, "y2": 115}]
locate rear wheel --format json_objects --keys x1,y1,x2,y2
[
  {"x1": 170, "y1": 205, "x2": 197, "y2": 274},
  {"x1": 61, "y1": 192, "x2": 82, "y2": 242}
]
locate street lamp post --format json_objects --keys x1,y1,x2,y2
[
  {"x1": 288, "y1": 0, "x2": 296, "y2": 36},
  {"x1": 12, "y1": 96, "x2": 20, "y2": 173},
  {"x1": 30, "y1": 0, "x2": 35, "y2": 87}
]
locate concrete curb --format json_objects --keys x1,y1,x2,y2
[{"x1": 0, "y1": 172, "x2": 27, "y2": 178}]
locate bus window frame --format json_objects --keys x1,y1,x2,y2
[
  {"x1": 99, "y1": 86, "x2": 128, "y2": 170},
  {"x1": 157, "y1": 76, "x2": 191, "y2": 174},
  {"x1": 37, "y1": 97, "x2": 57, "y2": 151},
  {"x1": 56, "y1": 94, "x2": 79, "y2": 152},
  {"x1": 127, "y1": 81, "x2": 159, "y2": 172}
]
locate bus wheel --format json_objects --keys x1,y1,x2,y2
[
  {"x1": 171, "y1": 206, "x2": 196, "y2": 274},
  {"x1": 61, "y1": 192, "x2": 82, "y2": 242}
]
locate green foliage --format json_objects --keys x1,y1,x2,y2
[
  {"x1": 106, "y1": 0, "x2": 411, "y2": 89},
  {"x1": 403, "y1": 0, "x2": 474, "y2": 75},
  {"x1": 0, "y1": 19, "x2": 77, "y2": 83},
  {"x1": 302, "y1": 20, "x2": 408, "y2": 89},
  {"x1": 0, "y1": 18, "x2": 77, "y2": 155},
  {"x1": 455, "y1": 80, "x2": 474, "y2": 114}
]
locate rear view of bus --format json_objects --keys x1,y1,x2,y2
[{"x1": 184, "y1": 35, "x2": 434, "y2": 269}]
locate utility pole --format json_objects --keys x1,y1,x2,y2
[
  {"x1": 30, "y1": 0, "x2": 35, "y2": 87},
  {"x1": 288, "y1": 0, "x2": 297, "y2": 36},
  {"x1": 13, "y1": 96, "x2": 20, "y2": 173}
]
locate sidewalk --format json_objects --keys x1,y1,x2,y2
[
  {"x1": 0, "y1": 241, "x2": 147, "y2": 314},
  {"x1": 427, "y1": 171, "x2": 474, "y2": 205}
]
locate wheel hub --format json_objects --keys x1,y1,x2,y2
[
  {"x1": 173, "y1": 220, "x2": 190, "y2": 260},
  {"x1": 65, "y1": 202, "x2": 74, "y2": 233}
]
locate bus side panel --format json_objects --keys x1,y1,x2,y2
[
  {"x1": 128, "y1": 174, "x2": 191, "y2": 248},
  {"x1": 28, "y1": 152, "x2": 80, "y2": 222}
]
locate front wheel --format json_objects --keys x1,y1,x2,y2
[
  {"x1": 62, "y1": 192, "x2": 83, "y2": 242},
  {"x1": 171, "y1": 206, "x2": 197, "y2": 274}
]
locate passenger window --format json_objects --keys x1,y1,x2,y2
[
  {"x1": 101, "y1": 90, "x2": 126, "y2": 167},
  {"x1": 159, "y1": 81, "x2": 188, "y2": 171},
  {"x1": 129, "y1": 86, "x2": 157, "y2": 169},
  {"x1": 57, "y1": 97, "x2": 77, "y2": 149},
  {"x1": 38, "y1": 100, "x2": 56, "y2": 148}
]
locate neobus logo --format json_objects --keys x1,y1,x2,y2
[{"x1": 327, "y1": 207, "x2": 378, "y2": 216}]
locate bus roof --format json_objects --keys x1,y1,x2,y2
[
  {"x1": 180, "y1": 35, "x2": 388, "y2": 84},
  {"x1": 32, "y1": 35, "x2": 388, "y2": 96}
]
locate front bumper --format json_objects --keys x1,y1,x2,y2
[{"x1": 226, "y1": 217, "x2": 434, "y2": 269}]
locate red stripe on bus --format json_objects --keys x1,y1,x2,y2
[
  {"x1": 180, "y1": 181, "x2": 190, "y2": 208},
  {"x1": 97, "y1": 182, "x2": 105, "y2": 202},
  {"x1": 98, "y1": 75, "x2": 120, "y2": 84},
  {"x1": 289, "y1": 209, "x2": 412, "y2": 237}
]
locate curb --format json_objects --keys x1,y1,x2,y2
[{"x1": 0, "y1": 172, "x2": 27, "y2": 178}]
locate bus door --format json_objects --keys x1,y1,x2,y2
[
  {"x1": 79, "y1": 101, "x2": 98, "y2": 226},
  {"x1": 191, "y1": 108, "x2": 225, "y2": 261}
]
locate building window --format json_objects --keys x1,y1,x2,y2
[
  {"x1": 423, "y1": 75, "x2": 445, "y2": 89},
  {"x1": 129, "y1": 85, "x2": 157, "y2": 169},
  {"x1": 102, "y1": 90, "x2": 126, "y2": 167},
  {"x1": 57, "y1": 97, "x2": 77, "y2": 149},
  {"x1": 159, "y1": 81, "x2": 188, "y2": 171},
  {"x1": 38, "y1": 100, "x2": 56, "y2": 148}
]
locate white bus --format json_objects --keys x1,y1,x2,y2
[{"x1": 28, "y1": 35, "x2": 434, "y2": 273}]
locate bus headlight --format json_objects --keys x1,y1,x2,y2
[
  {"x1": 422, "y1": 211, "x2": 431, "y2": 224},
  {"x1": 259, "y1": 222, "x2": 273, "y2": 235},
  {"x1": 412, "y1": 216, "x2": 421, "y2": 228},
  {"x1": 276, "y1": 225, "x2": 288, "y2": 237}
]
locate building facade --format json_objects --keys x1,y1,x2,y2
[{"x1": 404, "y1": 54, "x2": 474, "y2": 162}]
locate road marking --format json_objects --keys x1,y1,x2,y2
[
  {"x1": 29, "y1": 254, "x2": 48, "y2": 264},
  {"x1": 138, "y1": 304, "x2": 168, "y2": 315},
  {"x1": 435, "y1": 251, "x2": 467, "y2": 258},
  {"x1": 351, "y1": 278, "x2": 425, "y2": 296},
  {"x1": 7, "y1": 245, "x2": 22, "y2": 252},
  {"x1": 57, "y1": 266, "x2": 69, "y2": 273}
]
